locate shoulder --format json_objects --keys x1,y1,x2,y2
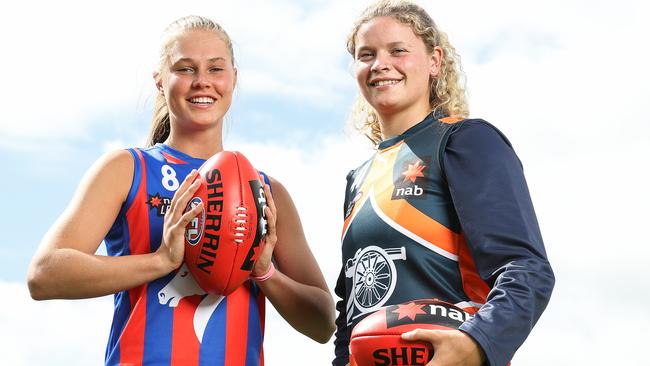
[
  {"x1": 92, "y1": 149, "x2": 134, "y2": 177},
  {"x1": 447, "y1": 118, "x2": 514, "y2": 150},
  {"x1": 443, "y1": 118, "x2": 523, "y2": 172},
  {"x1": 347, "y1": 155, "x2": 374, "y2": 181},
  {"x1": 81, "y1": 149, "x2": 136, "y2": 202},
  {"x1": 263, "y1": 175, "x2": 300, "y2": 216},
  {"x1": 265, "y1": 175, "x2": 289, "y2": 199},
  {"x1": 266, "y1": 175, "x2": 284, "y2": 189}
]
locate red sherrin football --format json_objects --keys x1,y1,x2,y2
[
  {"x1": 350, "y1": 299, "x2": 472, "y2": 366},
  {"x1": 183, "y1": 151, "x2": 267, "y2": 295}
]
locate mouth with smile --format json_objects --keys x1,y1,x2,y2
[
  {"x1": 368, "y1": 78, "x2": 403, "y2": 88},
  {"x1": 188, "y1": 96, "x2": 216, "y2": 105}
]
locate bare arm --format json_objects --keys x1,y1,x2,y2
[
  {"x1": 27, "y1": 150, "x2": 202, "y2": 300},
  {"x1": 251, "y1": 178, "x2": 336, "y2": 343}
]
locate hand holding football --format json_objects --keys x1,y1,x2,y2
[{"x1": 183, "y1": 151, "x2": 268, "y2": 295}]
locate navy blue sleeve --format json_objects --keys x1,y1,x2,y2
[{"x1": 443, "y1": 120, "x2": 555, "y2": 366}]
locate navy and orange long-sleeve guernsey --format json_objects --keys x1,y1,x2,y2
[{"x1": 333, "y1": 112, "x2": 554, "y2": 366}]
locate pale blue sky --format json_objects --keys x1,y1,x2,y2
[{"x1": 1, "y1": 0, "x2": 649, "y2": 365}]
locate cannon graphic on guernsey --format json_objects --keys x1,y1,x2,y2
[{"x1": 345, "y1": 245, "x2": 407, "y2": 323}]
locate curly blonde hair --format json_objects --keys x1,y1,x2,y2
[{"x1": 347, "y1": 0, "x2": 468, "y2": 145}]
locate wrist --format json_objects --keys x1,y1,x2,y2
[
  {"x1": 153, "y1": 250, "x2": 177, "y2": 276},
  {"x1": 251, "y1": 262, "x2": 276, "y2": 282}
]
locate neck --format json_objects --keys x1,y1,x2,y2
[
  {"x1": 164, "y1": 123, "x2": 224, "y2": 160},
  {"x1": 378, "y1": 107, "x2": 432, "y2": 141}
]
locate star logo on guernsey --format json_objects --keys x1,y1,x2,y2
[
  {"x1": 402, "y1": 160, "x2": 426, "y2": 183},
  {"x1": 147, "y1": 193, "x2": 172, "y2": 216},
  {"x1": 394, "y1": 302, "x2": 427, "y2": 321},
  {"x1": 392, "y1": 159, "x2": 427, "y2": 199}
]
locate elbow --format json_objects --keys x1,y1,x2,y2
[
  {"x1": 542, "y1": 259, "x2": 556, "y2": 295},
  {"x1": 27, "y1": 269, "x2": 48, "y2": 300},
  {"x1": 26, "y1": 259, "x2": 55, "y2": 301},
  {"x1": 307, "y1": 297, "x2": 336, "y2": 344},
  {"x1": 315, "y1": 305, "x2": 337, "y2": 344},
  {"x1": 546, "y1": 263, "x2": 556, "y2": 302},
  {"x1": 321, "y1": 317, "x2": 337, "y2": 344},
  {"x1": 313, "y1": 321, "x2": 336, "y2": 344},
  {"x1": 532, "y1": 259, "x2": 556, "y2": 310}
]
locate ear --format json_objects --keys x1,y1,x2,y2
[
  {"x1": 429, "y1": 46, "x2": 443, "y2": 79},
  {"x1": 153, "y1": 71, "x2": 164, "y2": 94},
  {"x1": 233, "y1": 67, "x2": 238, "y2": 88}
]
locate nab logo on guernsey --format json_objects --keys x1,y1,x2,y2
[
  {"x1": 385, "y1": 301, "x2": 472, "y2": 329},
  {"x1": 185, "y1": 197, "x2": 205, "y2": 246},
  {"x1": 147, "y1": 193, "x2": 172, "y2": 216},
  {"x1": 392, "y1": 159, "x2": 427, "y2": 199},
  {"x1": 394, "y1": 185, "x2": 424, "y2": 197}
]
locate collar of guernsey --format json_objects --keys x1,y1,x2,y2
[
  {"x1": 154, "y1": 143, "x2": 207, "y2": 165},
  {"x1": 377, "y1": 109, "x2": 448, "y2": 150}
]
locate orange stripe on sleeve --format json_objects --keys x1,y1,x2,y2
[{"x1": 458, "y1": 240, "x2": 490, "y2": 304}]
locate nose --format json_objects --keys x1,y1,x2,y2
[
  {"x1": 370, "y1": 52, "x2": 390, "y2": 73},
  {"x1": 192, "y1": 70, "x2": 211, "y2": 89}
]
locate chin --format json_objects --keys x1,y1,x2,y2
[
  {"x1": 192, "y1": 112, "x2": 225, "y2": 125},
  {"x1": 371, "y1": 100, "x2": 403, "y2": 114}
]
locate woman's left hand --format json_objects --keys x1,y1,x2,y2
[
  {"x1": 401, "y1": 329, "x2": 485, "y2": 366},
  {"x1": 251, "y1": 183, "x2": 277, "y2": 278}
]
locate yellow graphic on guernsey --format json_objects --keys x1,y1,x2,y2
[
  {"x1": 343, "y1": 141, "x2": 463, "y2": 261},
  {"x1": 342, "y1": 141, "x2": 404, "y2": 239},
  {"x1": 367, "y1": 142, "x2": 404, "y2": 202}
]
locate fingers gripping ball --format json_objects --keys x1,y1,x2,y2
[
  {"x1": 183, "y1": 151, "x2": 268, "y2": 295},
  {"x1": 350, "y1": 299, "x2": 472, "y2": 366}
]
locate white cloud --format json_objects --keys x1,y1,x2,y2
[{"x1": 0, "y1": 281, "x2": 113, "y2": 366}]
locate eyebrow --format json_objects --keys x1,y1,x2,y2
[
  {"x1": 386, "y1": 41, "x2": 409, "y2": 47},
  {"x1": 174, "y1": 57, "x2": 227, "y2": 63},
  {"x1": 356, "y1": 41, "x2": 410, "y2": 51}
]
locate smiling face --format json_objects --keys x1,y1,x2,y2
[
  {"x1": 354, "y1": 16, "x2": 440, "y2": 127},
  {"x1": 157, "y1": 29, "x2": 237, "y2": 131}
]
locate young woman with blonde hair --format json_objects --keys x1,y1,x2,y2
[
  {"x1": 28, "y1": 15, "x2": 335, "y2": 365},
  {"x1": 334, "y1": 2, "x2": 554, "y2": 365}
]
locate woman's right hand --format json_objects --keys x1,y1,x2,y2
[{"x1": 156, "y1": 169, "x2": 203, "y2": 272}]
